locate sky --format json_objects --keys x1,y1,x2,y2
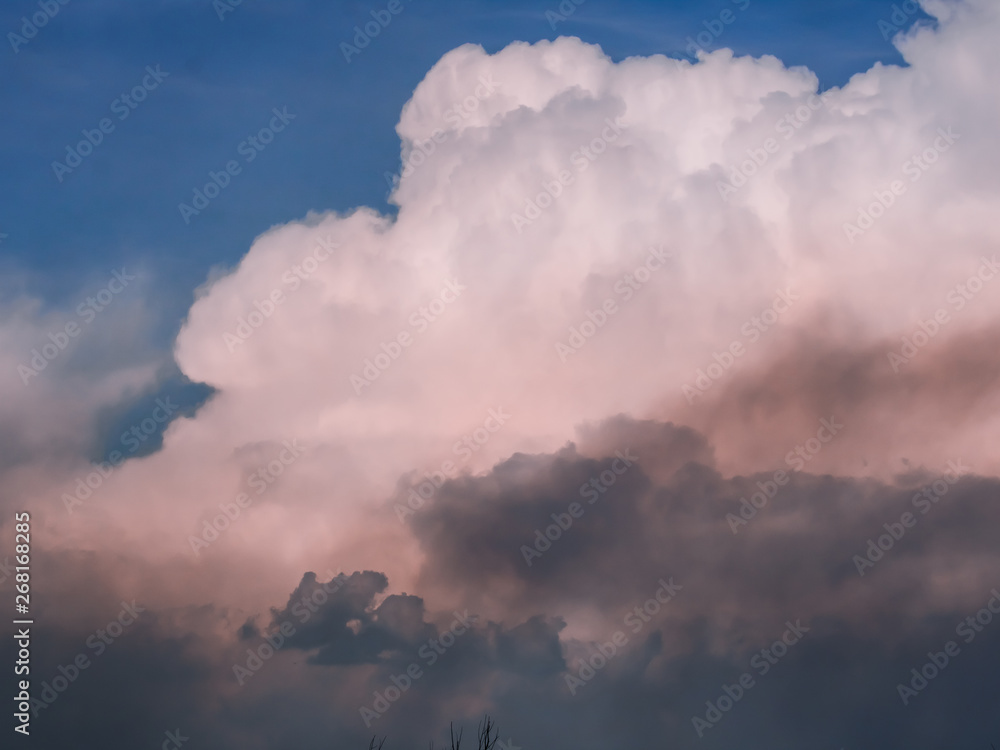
[{"x1": 2, "y1": 0, "x2": 999, "y2": 748}]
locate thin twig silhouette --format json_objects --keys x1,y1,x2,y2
[{"x1": 367, "y1": 714, "x2": 499, "y2": 750}]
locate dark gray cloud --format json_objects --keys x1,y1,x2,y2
[
  {"x1": 266, "y1": 570, "x2": 435, "y2": 665},
  {"x1": 408, "y1": 418, "x2": 998, "y2": 642},
  {"x1": 7, "y1": 415, "x2": 1000, "y2": 749}
]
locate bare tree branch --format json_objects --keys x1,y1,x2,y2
[
  {"x1": 364, "y1": 713, "x2": 498, "y2": 750},
  {"x1": 477, "y1": 715, "x2": 499, "y2": 750}
]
